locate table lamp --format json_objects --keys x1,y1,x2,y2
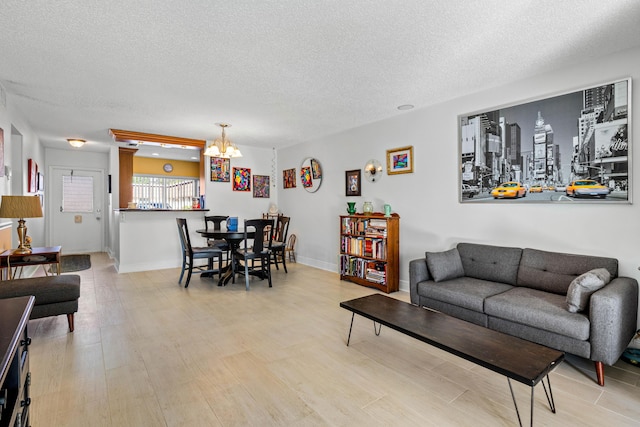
[{"x1": 0, "y1": 195, "x2": 43, "y2": 254}]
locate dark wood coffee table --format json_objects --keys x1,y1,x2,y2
[{"x1": 340, "y1": 294, "x2": 564, "y2": 426}]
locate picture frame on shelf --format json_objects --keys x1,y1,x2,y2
[
  {"x1": 386, "y1": 146, "x2": 414, "y2": 175},
  {"x1": 345, "y1": 169, "x2": 361, "y2": 196},
  {"x1": 458, "y1": 78, "x2": 630, "y2": 204}
]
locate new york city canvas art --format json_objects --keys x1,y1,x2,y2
[{"x1": 459, "y1": 78, "x2": 630, "y2": 204}]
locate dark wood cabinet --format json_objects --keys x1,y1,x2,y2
[
  {"x1": 339, "y1": 214, "x2": 399, "y2": 293},
  {"x1": 0, "y1": 296, "x2": 34, "y2": 427}
]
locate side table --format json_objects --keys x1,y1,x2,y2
[{"x1": 0, "y1": 246, "x2": 62, "y2": 280}]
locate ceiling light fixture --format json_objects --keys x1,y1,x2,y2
[
  {"x1": 67, "y1": 138, "x2": 86, "y2": 148},
  {"x1": 203, "y1": 123, "x2": 242, "y2": 158},
  {"x1": 397, "y1": 104, "x2": 414, "y2": 110}
]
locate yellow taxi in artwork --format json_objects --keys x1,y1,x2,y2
[
  {"x1": 491, "y1": 181, "x2": 527, "y2": 199},
  {"x1": 529, "y1": 184, "x2": 543, "y2": 193},
  {"x1": 566, "y1": 179, "x2": 610, "y2": 198}
]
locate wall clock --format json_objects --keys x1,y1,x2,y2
[
  {"x1": 364, "y1": 159, "x2": 383, "y2": 182},
  {"x1": 163, "y1": 163, "x2": 173, "y2": 173}
]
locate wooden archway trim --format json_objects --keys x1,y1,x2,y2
[{"x1": 109, "y1": 129, "x2": 205, "y2": 149}]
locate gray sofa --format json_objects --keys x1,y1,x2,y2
[
  {"x1": 409, "y1": 243, "x2": 638, "y2": 386},
  {"x1": 0, "y1": 275, "x2": 81, "y2": 331}
]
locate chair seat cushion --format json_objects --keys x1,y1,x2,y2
[
  {"x1": 208, "y1": 239, "x2": 229, "y2": 249},
  {"x1": 236, "y1": 248, "x2": 269, "y2": 259},
  {"x1": 193, "y1": 247, "x2": 222, "y2": 258}
]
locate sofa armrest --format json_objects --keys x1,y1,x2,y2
[
  {"x1": 589, "y1": 276, "x2": 638, "y2": 365},
  {"x1": 409, "y1": 258, "x2": 430, "y2": 305}
]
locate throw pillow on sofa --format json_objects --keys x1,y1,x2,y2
[
  {"x1": 566, "y1": 268, "x2": 611, "y2": 313},
  {"x1": 426, "y1": 248, "x2": 464, "y2": 282}
]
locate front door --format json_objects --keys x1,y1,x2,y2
[{"x1": 49, "y1": 167, "x2": 104, "y2": 253}]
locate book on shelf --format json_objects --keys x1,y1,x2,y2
[{"x1": 341, "y1": 236, "x2": 386, "y2": 260}]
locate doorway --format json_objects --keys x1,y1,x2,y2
[{"x1": 49, "y1": 167, "x2": 105, "y2": 253}]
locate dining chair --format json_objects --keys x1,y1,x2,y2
[
  {"x1": 270, "y1": 216, "x2": 290, "y2": 273},
  {"x1": 262, "y1": 212, "x2": 283, "y2": 241},
  {"x1": 235, "y1": 218, "x2": 274, "y2": 290},
  {"x1": 176, "y1": 218, "x2": 223, "y2": 288},
  {"x1": 204, "y1": 215, "x2": 230, "y2": 262},
  {"x1": 285, "y1": 233, "x2": 297, "y2": 263}
]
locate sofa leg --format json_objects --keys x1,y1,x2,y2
[
  {"x1": 595, "y1": 361, "x2": 605, "y2": 386},
  {"x1": 67, "y1": 313, "x2": 75, "y2": 332}
]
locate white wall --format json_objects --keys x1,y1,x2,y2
[
  {"x1": 277, "y1": 46, "x2": 640, "y2": 304},
  {"x1": 0, "y1": 84, "x2": 46, "y2": 247},
  {"x1": 114, "y1": 209, "x2": 205, "y2": 273}
]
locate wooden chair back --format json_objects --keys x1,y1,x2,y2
[{"x1": 204, "y1": 215, "x2": 229, "y2": 231}]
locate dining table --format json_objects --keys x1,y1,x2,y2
[{"x1": 196, "y1": 228, "x2": 255, "y2": 286}]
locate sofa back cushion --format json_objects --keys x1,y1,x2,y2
[
  {"x1": 457, "y1": 243, "x2": 522, "y2": 285},
  {"x1": 517, "y1": 248, "x2": 618, "y2": 295}
]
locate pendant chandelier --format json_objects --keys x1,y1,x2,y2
[{"x1": 203, "y1": 123, "x2": 242, "y2": 158}]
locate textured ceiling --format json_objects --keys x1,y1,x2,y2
[{"x1": 1, "y1": 0, "x2": 640, "y2": 160}]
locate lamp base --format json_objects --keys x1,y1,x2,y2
[
  {"x1": 14, "y1": 218, "x2": 32, "y2": 255},
  {"x1": 12, "y1": 247, "x2": 32, "y2": 255}
]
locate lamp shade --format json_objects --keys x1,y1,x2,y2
[{"x1": 0, "y1": 196, "x2": 43, "y2": 219}]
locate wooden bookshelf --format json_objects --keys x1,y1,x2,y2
[{"x1": 339, "y1": 213, "x2": 399, "y2": 293}]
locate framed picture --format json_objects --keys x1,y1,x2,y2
[
  {"x1": 345, "y1": 169, "x2": 361, "y2": 196},
  {"x1": 300, "y1": 166, "x2": 313, "y2": 188},
  {"x1": 232, "y1": 167, "x2": 251, "y2": 191},
  {"x1": 210, "y1": 157, "x2": 230, "y2": 182},
  {"x1": 283, "y1": 168, "x2": 296, "y2": 188},
  {"x1": 37, "y1": 172, "x2": 44, "y2": 191},
  {"x1": 386, "y1": 146, "x2": 414, "y2": 175},
  {"x1": 253, "y1": 175, "x2": 270, "y2": 198},
  {"x1": 28, "y1": 159, "x2": 37, "y2": 193},
  {"x1": 311, "y1": 159, "x2": 322, "y2": 179},
  {"x1": 459, "y1": 78, "x2": 631, "y2": 204}
]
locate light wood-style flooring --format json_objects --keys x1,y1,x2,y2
[{"x1": 27, "y1": 253, "x2": 640, "y2": 426}]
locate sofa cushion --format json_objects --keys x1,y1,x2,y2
[
  {"x1": 517, "y1": 248, "x2": 618, "y2": 295},
  {"x1": 418, "y1": 276, "x2": 513, "y2": 312},
  {"x1": 566, "y1": 268, "x2": 611, "y2": 313},
  {"x1": 425, "y1": 248, "x2": 464, "y2": 282},
  {"x1": 0, "y1": 275, "x2": 81, "y2": 305},
  {"x1": 485, "y1": 287, "x2": 590, "y2": 341},
  {"x1": 457, "y1": 243, "x2": 522, "y2": 285}
]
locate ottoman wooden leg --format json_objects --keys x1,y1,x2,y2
[{"x1": 67, "y1": 313, "x2": 75, "y2": 332}]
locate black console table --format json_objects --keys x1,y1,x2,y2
[{"x1": 0, "y1": 296, "x2": 34, "y2": 427}]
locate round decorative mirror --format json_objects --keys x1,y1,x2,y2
[{"x1": 300, "y1": 157, "x2": 322, "y2": 193}]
